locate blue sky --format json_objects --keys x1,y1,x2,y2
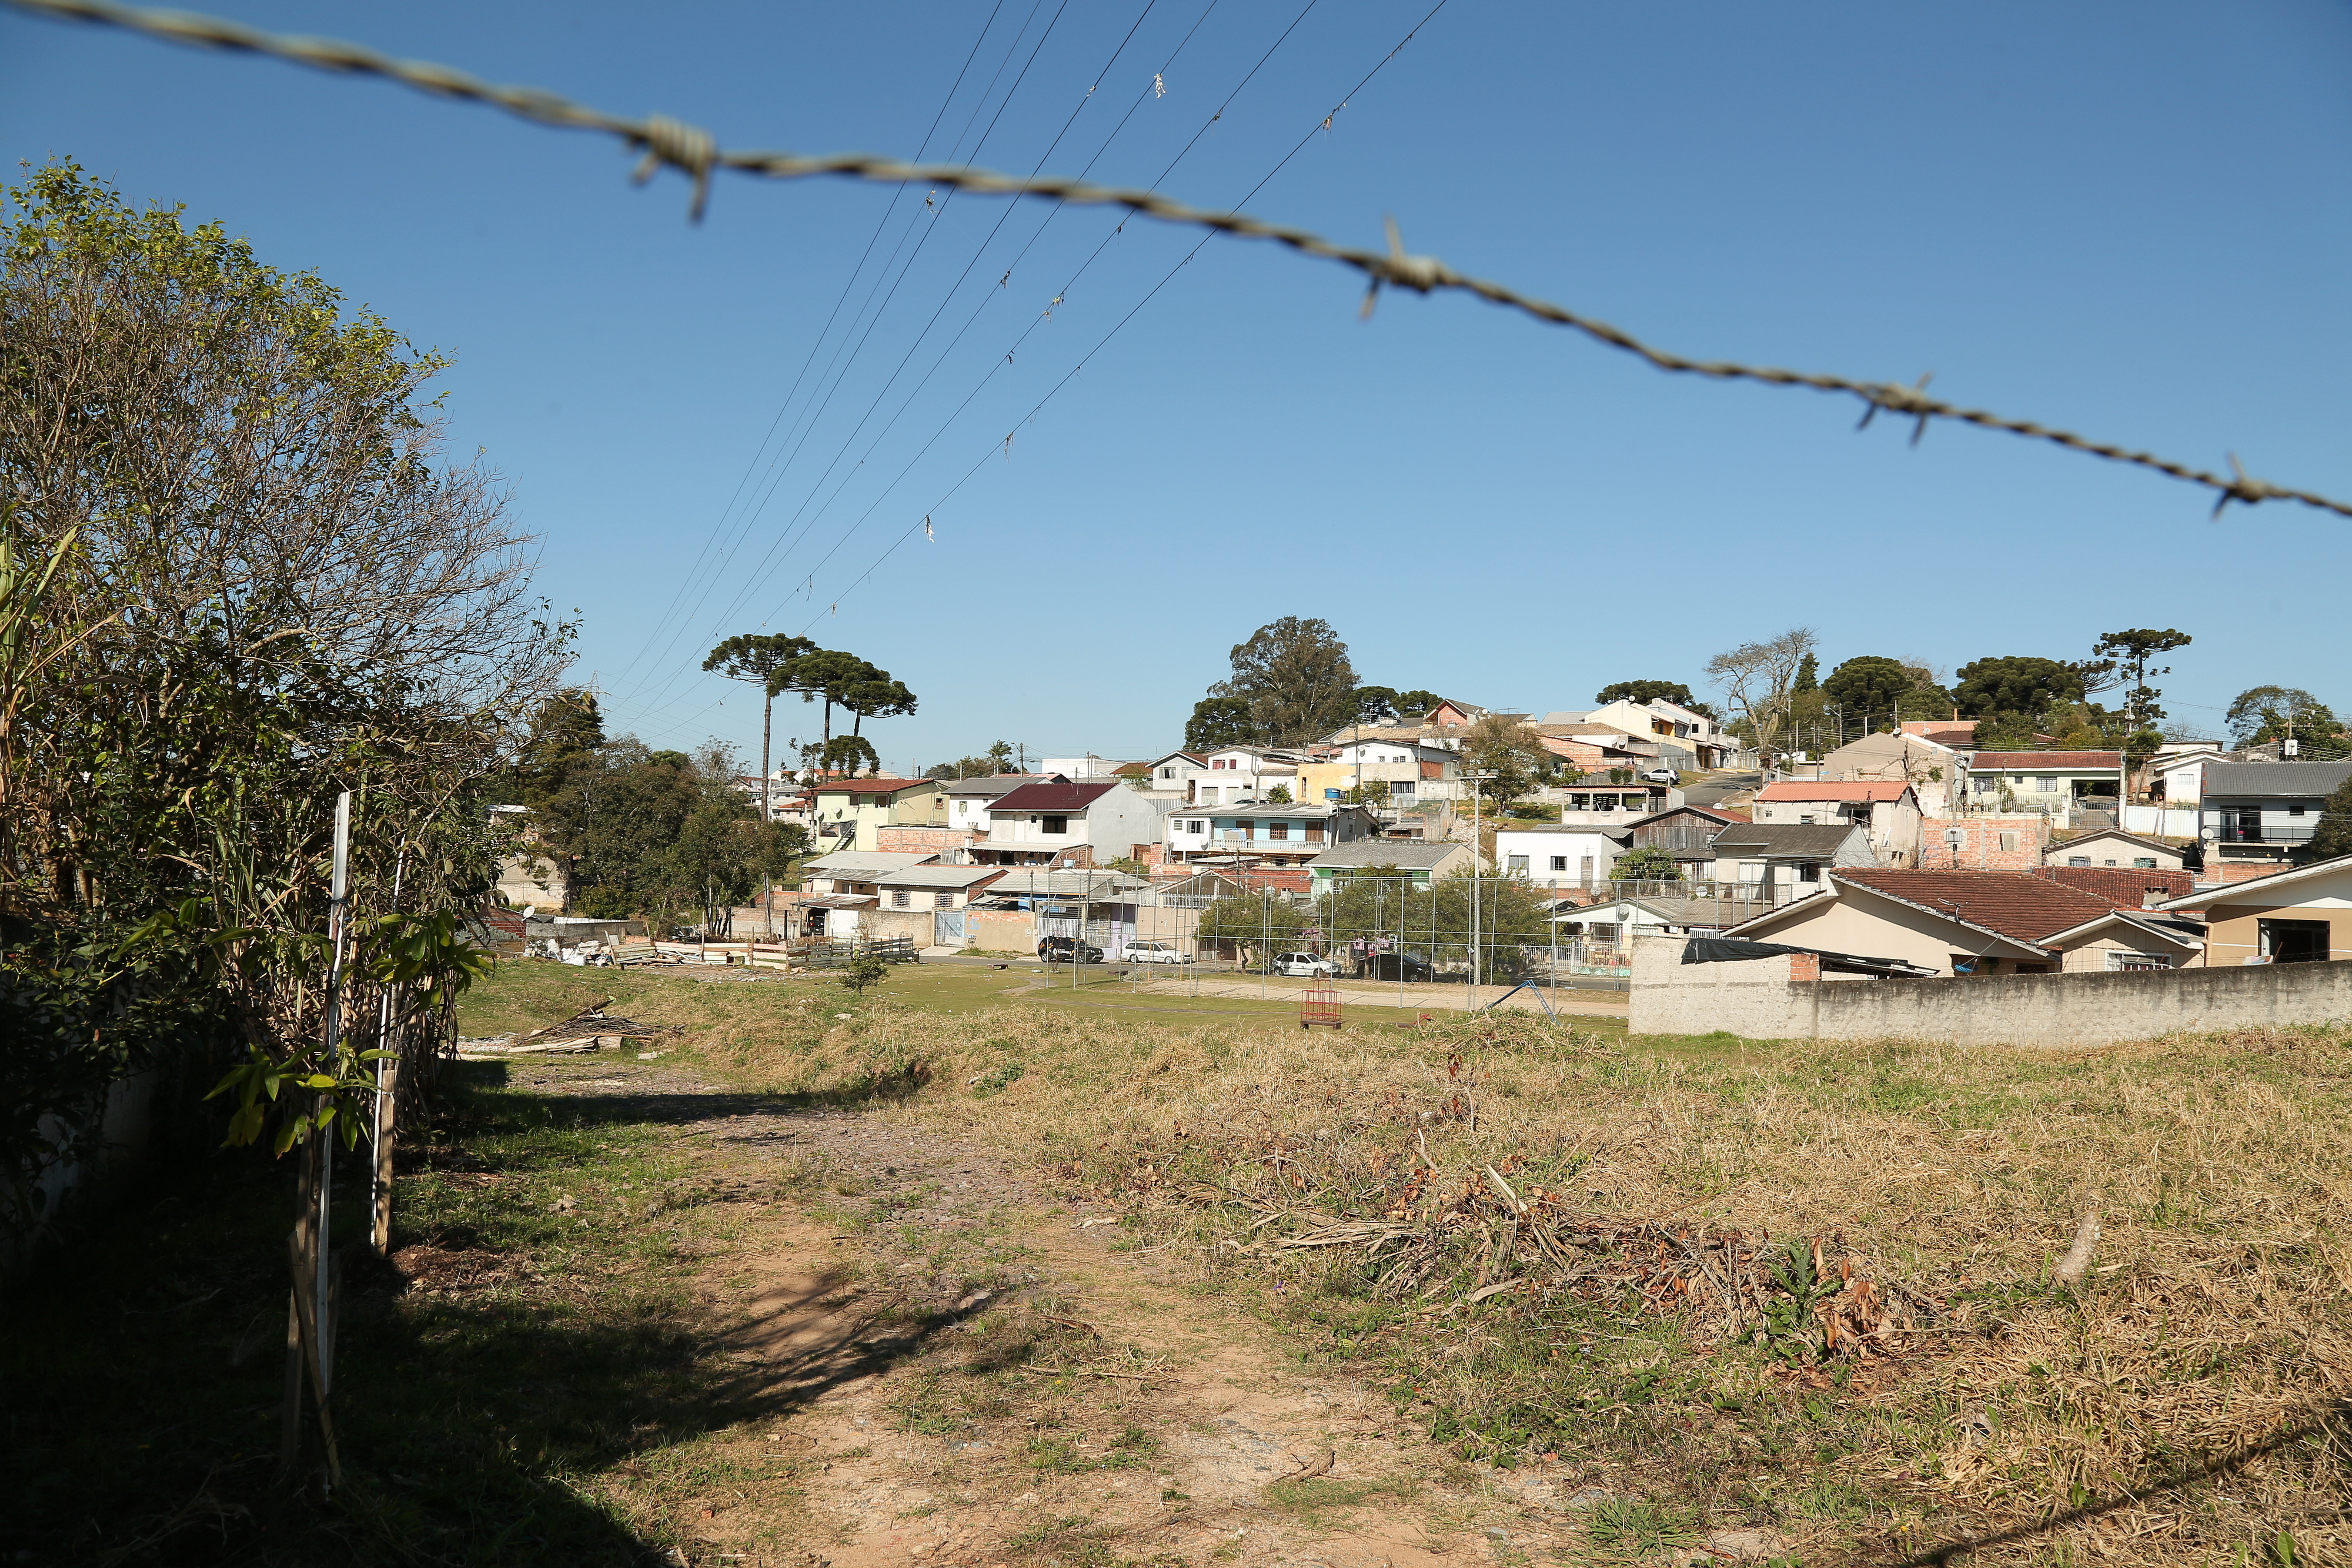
[{"x1": 8, "y1": 1, "x2": 2350, "y2": 768}]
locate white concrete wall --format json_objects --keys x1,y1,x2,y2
[{"x1": 1631, "y1": 934, "x2": 2352, "y2": 1046}]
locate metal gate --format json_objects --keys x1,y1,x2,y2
[{"x1": 933, "y1": 908, "x2": 967, "y2": 948}]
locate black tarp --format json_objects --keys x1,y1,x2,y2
[{"x1": 1679, "y1": 937, "x2": 1934, "y2": 977}]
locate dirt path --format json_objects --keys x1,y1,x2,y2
[{"x1": 505, "y1": 1056, "x2": 1652, "y2": 1568}]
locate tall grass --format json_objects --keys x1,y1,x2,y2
[{"x1": 677, "y1": 991, "x2": 2352, "y2": 1563}]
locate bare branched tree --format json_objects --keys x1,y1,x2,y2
[{"x1": 1706, "y1": 628, "x2": 1818, "y2": 771}]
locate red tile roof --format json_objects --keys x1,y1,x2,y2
[
  {"x1": 1970, "y1": 751, "x2": 2124, "y2": 770},
  {"x1": 1755, "y1": 781, "x2": 1915, "y2": 803},
  {"x1": 990, "y1": 778, "x2": 1122, "y2": 813},
  {"x1": 1830, "y1": 868, "x2": 2124, "y2": 946},
  {"x1": 2031, "y1": 865, "x2": 2196, "y2": 908}
]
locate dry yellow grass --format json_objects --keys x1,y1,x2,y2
[{"x1": 474, "y1": 965, "x2": 2352, "y2": 1564}]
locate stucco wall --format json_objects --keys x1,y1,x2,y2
[
  {"x1": 1630, "y1": 934, "x2": 2352, "y2": 1045},
  {"x1": 2203, "y1": 906, "x2": 2352, "y2": 966},
  {"x1": 965, "y1": 907, "x2": 1035, "y2": 954}
]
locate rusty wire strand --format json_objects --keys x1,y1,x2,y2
[{"x1": 10, "y1": 0, "x2": 2346, "y2": 520}]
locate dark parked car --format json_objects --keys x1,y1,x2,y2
[
  {"x1": 1358, "y1": 950, "x2": 1435, "y2": 982},
  {"x1": 1038, "y1": 935, "x2": 1105, "y2": 964}
]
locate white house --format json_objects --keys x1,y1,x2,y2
[
  {"x1": 1162, "y1": 803, "x2": 1378, "y2": 869},
  {"x1": 1751, "y1": 781, "x2": 1923, "y2": 867},
  {"x1": 1136, "y1": 750, "x2": 1209, "y2": 799},
  {"x1": 1187, "y1": 746, "x2": 1305, "y2": 805},
  {"x1": 973, "y1": 778, "x2": 1168, "y2": 868},
  {"x1": 1492, "y1": 825, "x2": 1632, "y2": 890},
  {"x1": 944, "y1": 774, "x2": 1054, "y2": 843}
]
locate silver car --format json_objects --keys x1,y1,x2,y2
[
  {"x1": 1271, "y1": 951, "x2": 1338, "y2": 977},
  {"x1": 1121, "y1": 941, "x2": 1193, "y2": 964}
]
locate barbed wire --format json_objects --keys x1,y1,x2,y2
[{"x1": 10, "y1": 0, "x2": 2347, "y2": 520}]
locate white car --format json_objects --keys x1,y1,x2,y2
[
  {"x1": 1271, "y1": 951, "x2": 1338, "y2": 977},
  {"x1": 1121, "y1": 941, "x2": 1194, "y2": 965},
  {"x1": 1639, "y1": 767, "x2": 1681, "y2": 784}
]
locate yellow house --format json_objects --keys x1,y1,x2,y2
[
  {"x1": 2156, "y1": 854, "x2": 2352, "y2": 965},
  {"x1": 809, "y1": 777, "x2": 947, "y2": 853}
]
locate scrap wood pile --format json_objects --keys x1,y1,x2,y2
[
  {"x1": 1162, "y1": 1141, "x2": 1937, "y2": 1368},
  {"x1": 456, "y1": 1004, "x2": 670, "y2": 1057}
]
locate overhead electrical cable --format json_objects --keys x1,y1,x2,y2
[{"x1": 601, "y1": 1, "x2": 1011, "y2": 699}]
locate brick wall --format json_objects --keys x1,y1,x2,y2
[
  {"x1": 875, "y1": 825, "x2": 981, "y2": 857},
  {"x1": 1919, "y1": 815, "x2": 2047, "y2": 871}
]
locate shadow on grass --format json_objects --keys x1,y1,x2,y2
[{"x1": 2, "y1": 1058, "x2": 962, "y2": 1566}]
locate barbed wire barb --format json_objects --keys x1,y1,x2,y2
[{"x1": 11, "y1": 0, "x2": 2350, "y2": 520}]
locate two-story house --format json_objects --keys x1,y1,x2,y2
[
  {"x1": 1134, "y1": 751, "x2": 1208, "y2": 799},
  {"x1": 1162, "y1": 803, "x2": 1377, "y2": 870},
  {"x1": 2200, "y1": 761, "x2": 2352, "y2": 878},
  {"x1": 1185, "y1": 746, "x2": 1307, "y2": 805},
  {"x1": 1750, "y1": 781, "x2": 1922, "y2": 867},
  {"x1": 807, "y1": 777, "x2": 947, "y2": 852},
  {"x1": 971, "y1": 778, "x2": 1168, "y2": 868},
  {"x1": 1960, "y1": 751, "x2": 2127, "y2": 826},
  {"x1": 1298, "y1": 739, "x2": 1460, "y2": 807}
]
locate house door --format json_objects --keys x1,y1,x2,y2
[
  {"x1": 2260, "y1": 918, "x2": 2331, "y2": 963},
  {"x1": 934, "y1": 909, "x2": 967, "y2": 947}
]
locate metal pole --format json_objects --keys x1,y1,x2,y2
[
  {"x1": 368, "y1": 847, "x2": 405, "y2": 1257},
  {"x1": 316, "y1": 791, "x2": 352, "y2": 1405},
  {"x1": 1260, "y1": 884, "x2": 1269, "y2": 1001},
  {"x1": 1462, "y1": 771, "x2": 1495, "y2": 1010}
]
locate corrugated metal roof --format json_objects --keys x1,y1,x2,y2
[
  {"x1": 803, "y1": 851, "x2": 940, "y2": 875},
  {"x1": 2203, "y1": 761, "x2": 2352, "y2": 798},
  {"x1": 1305, "y1": 841, "x2": 1468, "y2": 870}
]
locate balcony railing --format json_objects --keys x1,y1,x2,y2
[{"x1": 2210, "y1": 822, "x2": 2316, "y2": 844}]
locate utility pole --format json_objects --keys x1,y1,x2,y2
[{"x1": 1462, "y1": 770, "x2": 1496, "y2": 1009}]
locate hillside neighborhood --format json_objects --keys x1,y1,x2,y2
[{"x1": 503, "y1": 684, "x2": 2352, "y2": 994}]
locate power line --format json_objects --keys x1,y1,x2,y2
[
  {"x1": 674, "y1": 0, "x2": 1315, "y2": 660},
  {"x1": 602, "y1": 1, "x2": 1011, "y2": 698},
  {"x1": 612, "y1": 0, "x2": 1065, "y2": 698},
  {"x1": 789, "y1": 0, "x2": 1455, "y2": 631},
  {"x1": 11, "y1": 0, "x2": 2341, "y2": 519}
]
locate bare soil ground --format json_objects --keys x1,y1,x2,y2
[{"x1": 509, "y1": 1054, "x2": 1770, "y2": 1568}]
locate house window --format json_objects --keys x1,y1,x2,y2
[
  {"x1": 1798, "y1": 864, "x2": 1821, "y2": 882},
  {"x1": 1998, "y1": 833, "x2": 2019, "y2": 852},
  {"x1": 2290, "y1": 804, "x2": 2309, "y2": 817},
  {"x1": 1391, "y1": 780, "x2": 1415, "y2": 798},
  {"x1": 1269, "y1": 822, "x2": 1290, "y2": 841},
  {"x1": 2068, "y1": 855, "x2": 2090, "y2": 866},
  {"x1": 2106, "y1": 951, "x2": 2170, "y2": 971},
  {"x1": 1190, "y1": 820, "x2": 1206, "y2": 834},
  {"x1": 1507, "y1": 855, "x2": 1528, "y2": 872},
  {"x1": 1304, "y1": 823, "x2": 1324, "y2": 842},
  {"x1": 1042, "y1": 814, "x2": 1068, "y2": 834},
  {"x1": 1236, "y1": 819, "x2": 1256, "y2": 837},
  {"x1": 936, "y1": 891, "x2": 954, "y2": 908},
  {"x1": 2035, "y1": 776, "x2": 2057, "y2": 792},
  {"x1": 893, "y1": 891, "x2": 911, "y2": 908},
  {"x1": 2132, "y1": 857, "x2": 2157, "y2": 869},
  {"x1": 1161, "y1": 767, "x2": 1175, "y2": 779},
  {"x1": 1550, "y1": 855, "x2": 1568, "y2": 872},
  {"x1": 1799, "y1": 815, "x2": 1816, "y2": 825}
]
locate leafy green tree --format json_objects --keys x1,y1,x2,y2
[
  {"x1": 1792, "y1": 655, "x2": 1819, "y2": 695},
  {"x1": 1265, "y1": 784, "x2": 1293, "y2": 804},
  {"x1": 2306, "y1": 770, "x2": 2352, "y2": 862},
  {"x1": 1955, "y1": 656, "x2": 2084, "y2": 719},
  {"x1": 988, "y1": 740, "x2": 1018, "y2": 773},
  {"x1": 1822, "y1": 657, "x2": 1952, "y2": 735},
  {"x1": 1611, "y1": 845, "x2": 1683, "y2": 882},
  {"x1": 2226, "y1": 687, "x2": 2346, "y2": 757},
  {"x1": 1207, "y1": 617, "x2": 1359, "y2": 745},
  {"x1": 840, "y1": 954, "x2": 890, "y2": 993},
  {"x1": 927, "y1": 754, "x2": 1001, "y2": 780},
  {"x1": 820, "y1": 735, "x2": 881, "y2": 777},
  {"x1": 1391, "y1": 690, "x2": 1442, "y2": 721},
  {"x1": 841, "y1": 670, "x2": 917, "y2": 736},
  {"x1": 1184, "y1": 696, "x2": 1258, "y2": 751},
  {"x1": 1596, "y1": 680, "x2": 1696, "y2": 707},
  {"x1": 510, "y1": 688, "x2": 605, "y2": 807},
  {"x1": 1462, "y1": 715, "x2": 1555, "y2": 811},
  {"x1": 1198, "y1": 891, "x2": 1310, "y2": 956}
]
